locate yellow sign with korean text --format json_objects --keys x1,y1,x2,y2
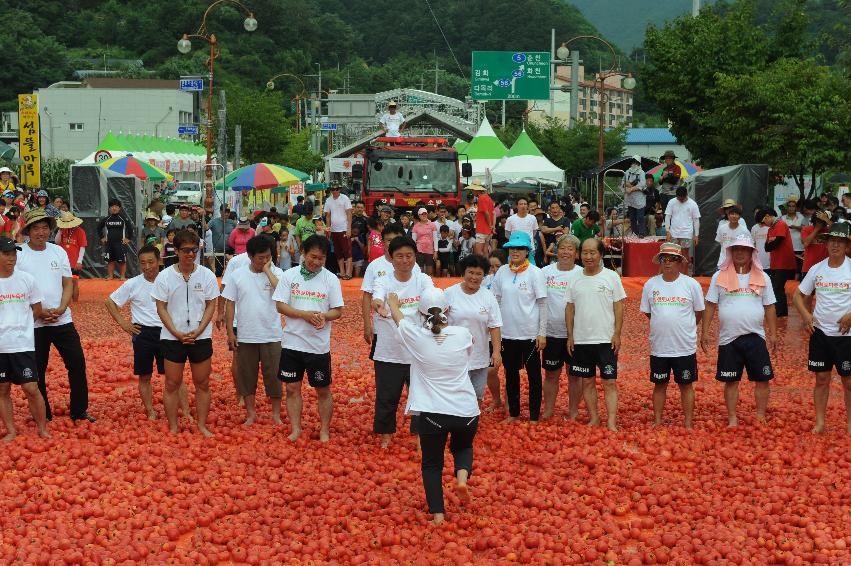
[{"x1": 18, "y1": 94, "x2": 41, "y2": 188}]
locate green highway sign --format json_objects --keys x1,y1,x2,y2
[{"x1": 471, "y1": 51, "x2": 551, "y2": 101}]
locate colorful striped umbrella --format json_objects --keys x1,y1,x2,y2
[
  {"x1": 223, "y1": 163, "x2": 308, "y2": 190},
  {"x1": 647, "y1": 160, "x2": 703, "y2": 182},
  {"x1": 98, "y1": 154, "x2": 173, "y2": 181}
]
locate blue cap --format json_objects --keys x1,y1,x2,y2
[{"x1": 502, "y1": 231, "x2": 532, "y2": 251}]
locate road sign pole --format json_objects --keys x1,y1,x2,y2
[
  {"x1": 570, "y1": 50, "x2": 580, "y2": 128},
  {"x1": 550, "y1": 29, "x2": 556, "y2": 118}
]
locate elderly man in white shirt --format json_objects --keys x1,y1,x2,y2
[{"x1": 665, "y1": 186, "x2": 701, "y2": 274}]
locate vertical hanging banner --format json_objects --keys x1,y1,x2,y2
[{"x1": 18, "y1": 94, "x2": 41, "y2": 187}]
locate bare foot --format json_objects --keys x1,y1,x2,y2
[
  {"x1": 564, "y1": 413, "x2": 578, "y2": 422},
  {"x1": 272, "y1": 414, "x2": 283, "y2": 425},
  {"x1": 755, "y1": 415, "x2": 768, "y2": 425},
  {"x1": 500, "y1": 416, "x2": 518, "y2": 424},
  {"x1": 431, "y1": 513, "x2": 445, "y2": 526},
  {"x1": 2, "y1": 432, "x2": 16, "y2": 443},
  {"x1": 169, "y1": 426, "x2": 179, "y2": 434},
  {"x1": 38, "y1": 429, "x2": 51, "y2": 439},
  {"x1": 243, "y1": 414, "x2": 256, "y2": 426},
  {"x1": 727, "y1": 417, "x2": 738, "y2": 428},
  {"x1": 198, "y1": 426, "x2": 214, "y2": 438},
  {"x1": 456, "y1": 483, "x2": 470, "y2": 504},
  {"x1": 541, "y1": 411, "x2": 554, "y2": 420},
  {"x1": 607, "y1": 422, "x2": 619, "y2": 432},
  {"x1": 147, "y1": 410, "x2": 158, "y2": 421},
  {"x1": 288, "y1": 428, "x2": 302, "y2": 442},
  {"x1": 588, "y1": 417, "x2": 601, "y2": 427},
  {"x1": 652, "y1": 420, "x2": 663, "y2": 428},
  {"x1": 380, "y1": 434, "x2": 391, "y2": 449},
  {"x1": 812, "y1": 423, "x2": 826, "y2": 434},
  {"x1": 684, "y1": 422, "x2": 694, "y2": 430},
  {"x1": 319, "y1": 429, "x2": 330, "y2": 443},
  {"x1": 485, "y1": 401, "x2": 506, "y2": 414}
]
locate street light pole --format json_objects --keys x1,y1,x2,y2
[{"x1": 177, "y1": 0, "x2": 257, "y2": 210}]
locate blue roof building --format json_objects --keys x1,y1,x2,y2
[{"x1": 623, "y1": 127, "x2": 692, "y2": 161}]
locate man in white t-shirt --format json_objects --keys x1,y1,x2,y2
[
  {"x1": 664, "y1": 187, "x2": 701, "y2": 274},
  {"x1": 378, "y1": 101, "x2": 406, "y2": 137},
  {"x1": 217, "y1": 249, "x2": 251, "y2": 406},
  {"x1": 702, "y1": 234, "x2": 777, "y2": 427},
  {"x1": 16, "y1": 209, "x2": 93, "y2": 423},
  {"x1": 360, "y1": 223, "x2": 420, "y2": 347},
  {"x1": 222, "y1": 236, "x2": 284, "y2": 427},
  {"x1": 565, "y1": 238, "x2": 626, "y2": 432},
  {"x1": 274, "y1": 235, "x2": 344, "y2": 443},
  {"x1": 371, "y1": 235, "x2": 434, "y2": 448},
  {"x1": 152, "y1": 229, "x2": 219, "y2": 437},
  {"x1": 640, "y1": 243, "x2": 705, "y2": 429},
  {"x1": 792, "y1": 222, "x2": 851, "y2": 435},
  {"x1": 504, "y1": 197, "x2": 539, "y2": 264},
  {"x1": 0, "y1": 237, "x2": 49, "y2": 441},
  {"x1": 324, "y1": 180, "x2": 354, "y2": 279},
  {"x1": 106, "y1": 244, "x2": 190, "y2": 421}
]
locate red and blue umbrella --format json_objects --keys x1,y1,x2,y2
[{"x1": 647, "y1": 160, "x2": 703, "y2": 182}]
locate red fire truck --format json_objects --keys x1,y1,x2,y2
[{"x1": 351, "y1": 136, "x2": 471, "y2": 215}]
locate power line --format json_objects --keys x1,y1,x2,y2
[{"x1": 423, "y1": 0, "x2": 468, "y2": 83}]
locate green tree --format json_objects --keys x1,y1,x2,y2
[
  {"x1": 711, "y1": 58, "x2": 850, "y2": 199},
  {"x1": 280, "y1": 129, "x2": 323, "y2": 174},
  {"x1": 217, "y1": 85, "x2": 289, "y2": 164}
]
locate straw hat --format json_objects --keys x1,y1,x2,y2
[
  {"x1": 143, "y1": 211, "x2": 160, "y2": 223},
  {"x1": 56, "y1": 211, "x2": 83, "y2": 229},
  {"x1": 721, "y1": 198, "x2": 738, "y2": 209},
  {"x1": 652, "y1": 242, "x2": 686, "y2": 264},
  {"x1": 468, "y1": 182, "x2": 488, "y2": 192},
  {"x1": 22, "y1": 208, "x2": 57, "y2": 235}
]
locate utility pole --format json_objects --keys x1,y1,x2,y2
[
  {"x1": 233, "y1": 125, "x2": 241, "y2": 170},
  {"x1": 692, "y1": 0, "x2": 700, "y2": 16},
  {"x1": 570, "y1": 50, "x2": 580, "y2": 128},
  {"x1": 550, "y1": 29, "x2": 555, "y2": 118},
  {"x1": 217, "y1": 89, "x2": 228, "y2": 173},
  {"x1": 433, "y1": 52, "x2": 440, "y2": 94},
  {"x1": 501, "y1": 101, "x2": 506, "y2": 128}
]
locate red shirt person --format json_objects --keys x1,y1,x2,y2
[
  {"x1": 55, "y1": 212, "x2": 88, "y2": 270},
  {"x1": 471, "y1": 183, "x2": 494, "y2": 255},
  {"x1": 800, "y1": 210, "x2": 830, "y2": 277},
  {"x1": 758, "y1": 207, "x2": 796, "y2": 317}
]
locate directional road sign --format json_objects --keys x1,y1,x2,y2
[
  {"x1": 179, "y1": 79, "x2": 204, "y2": 92},
  {"x1": 471, "y1": 51, "x2": 551, "y2": 101},
  {"x1": 178, "y1": 125, "x2": 199, "y2": 135},
  {"x1": 320, "y1": 123, "x2": 337, "y2": 131}
]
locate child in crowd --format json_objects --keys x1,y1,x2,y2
[
  {"x1": 141, "y1": 213, "x2": 164, "y2": 246},
  {"x1": 278, "y1": 228, "x2": 294, "y2": 270},
  {"x1": 366, "y1": 217, "x2": 384, "y2": 262},
  {"x1": 162, "y1": 228, "x2": 178, "y2": 267},
  {"x1": 457, "y1": 227, "x2": 474, "y2": 265},
  {"x1": 436, "y1": 224, "x2": 454, "y2": 277},
  {"x1": 312, "y1": 215, "x2": 327, "y2": 238},
  {"x1": 351, "y1": 225, "x2": 365, "y2": 277},
  {"x1": 483, "y1": 249, "x2": 506, "y2": 290}
]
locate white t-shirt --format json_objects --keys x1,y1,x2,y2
[
  {"x1": 490, "y1": 264, "x2": 546, "y2": 340},
  {"x1": 397, "y1": 320, "x2": 479, "y2": 418},
  {"x1": 151, "y1": 264, "x2": 220, "y2": 341},
  {"x1": 109, "y1": 275, "x2": 161, "y2": 328},
  {"x1": 221, "y1": 252, "x2": 250, "y2": 327},
  {"x1": 639, "y1": 274, "x2": 705, "y2": 357},
  {"x1": 17, "y1": 242, "x2": 73, "y2": 328},
  {"x1": 565, "y1": 268, "x2": 627, "y2": 345},
  {"x1": 784, "y1": 212, "x2": 805, "y2": 252},
  {"x1": 221, "y1": 265, "x2": 285, "y2": 343},
  {"x1": 324, "y1": 194, "x2": 352, "y2": 233},
  {"x1": 504, "y1": 214, "x2": 539, "y2": 251},
  {"x1": 0, "y1": 270, "x2": 43, "y2": 353},
  {"x1": 715, "y1": 221, "x2": 751, "y2": 268},
  {"x1": 665, "y1": 198, "x2": 701, "y2": 239},
  {"x1": 706, "y1": 271, "x2": 776, "y2": 345},
  {"x1": 379, "y1": 112, "x2": 405, "y2": 136},
  {"x1": 445, "y1": 283, "x2": 502, "y2": 370},
  {"x1": 273, "y1": 267, "x2": 344, "y2": 354},
  {"x1": 798, "y1": 257, "x2": 851, "y2": 337},
  {"x1": 372, "y1": 271, "x2": 435, "y2": 363},
  {"x1": 361, "y1": 255, "x2": 420, "y2": 330},
  {"x1": 751, "y1": 224, "x2": 770, "y2": 268},
  {"x1": 541, "y1": 263, "x2": 582, "y2": 338}
]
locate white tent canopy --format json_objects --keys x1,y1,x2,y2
[
  {"x1": 490, "y1": 130, "x2": 564, "y2": 184},
  {"x1": 462, "y1": 118, "x2": 508, "y2": 178}
]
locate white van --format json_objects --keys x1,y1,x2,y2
[{"x1": 169, "y1": 181, "x2": 204, "y2": 206}]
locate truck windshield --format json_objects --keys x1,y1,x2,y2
[{"x1": 367, "y1": 158, "x2": 456, "y2": 194}]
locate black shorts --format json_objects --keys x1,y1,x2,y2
[
  {"x1": 808, "y1": 328, "x2": 851, "y2": 377},
  {"x1": 542, "y1": 337, "x2": 570, "y2": 372},
  {"x1": 416, "y1": 252, "x2": 434, "y2": 268},
  {"x1": 105, "y1": 239, "x2": 127, "y2": 263},
  {"x1": 161, "y1": 338, "x2": 213, "y2": 364},
  {"x1": 0, "y1": 351, "x2": 38, "y2": 385},
  {"x1": 570, "y1": 343, "x2": 617, "y2": 380},
  {"x1": 437, "y1": 252, "x2": 451, "y2": 267},
  {"x1": 650, "y1": 354, "x2": 698, "y2": 384},
  {"x1": 132, "y1": 326, "x2": 165, "y2": 376},
  {"x1": 279, "y1": 348, "x2": 332, "y2": 388},
  {"x1": 715, "y1": 334, "x2": 773, "y2": 382}
]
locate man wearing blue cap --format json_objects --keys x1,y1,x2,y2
[{"x1": 490, "y1": 231, "x2": 547, "y2": 422}]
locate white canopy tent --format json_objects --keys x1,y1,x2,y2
[{"x1": 490, "y1": 130, "x2": 564, "y2": 185}]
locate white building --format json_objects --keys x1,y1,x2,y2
[{"x1": 35, "y1": 78, "x2": 196, "y2": 161}]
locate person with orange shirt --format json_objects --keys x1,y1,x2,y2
[{"x1": 55, "y1": 212, "x2": 87, "y2": 302}]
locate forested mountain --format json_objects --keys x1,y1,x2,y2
[{"x1": 1, "y1": 0, "x2": 619, "y2": 109}]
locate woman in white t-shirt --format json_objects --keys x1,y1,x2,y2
[
  {"x1": 386, "y1": 287, "x2": 478, "y2": 526},
  {"x1": 714, "y1": 204, "x2": 750, "y2": 269},
  {"x1": 541, "y1": 234, "x2": 582, "y2": 420},
  {"x1": 490, "y1": 232, "x2": 547, "y2": 422},
  {"x1": 445, "y1": 254, "x2": 502, "y2": 401}
]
